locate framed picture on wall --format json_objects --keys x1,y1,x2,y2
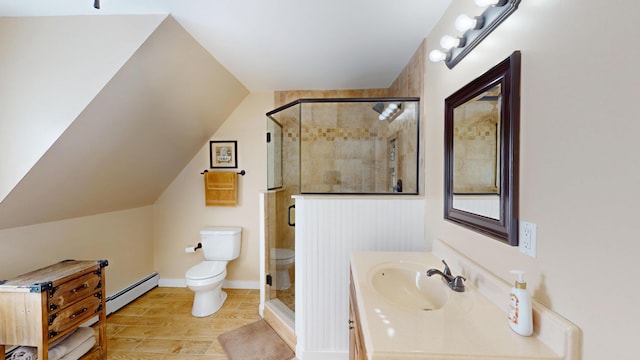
[{"x1": 210, "y1": 140, "x2": 238, "y2": 169}]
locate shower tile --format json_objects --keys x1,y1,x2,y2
[
  {"x1": 344, "y1": 141, "x2": 362, "y2": 159},
  {"x1": 322, "y1": 170, "x2": 339, "y2": 185}
]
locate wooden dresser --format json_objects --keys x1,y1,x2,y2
[{"x1": 0, "y1": 260, "x2": 108, "y2": 360}]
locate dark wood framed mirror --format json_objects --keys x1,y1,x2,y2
[{"x1": 444, "y1": 51, "x2": 521, "y2": 245}]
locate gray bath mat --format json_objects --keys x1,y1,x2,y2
[{"x1": 218, "y1": 319, "x2": 295, "y2": 360}]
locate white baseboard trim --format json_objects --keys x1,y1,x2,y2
[
  {"x1": 158, "y1": 278, "x2": 186, "y2": 287},
  {"x1": 225, "y1": 279, "x2": 260, "y2": 289},
  {"x1": 159, "y1": 278, "x2": 260, "y2": 289}
]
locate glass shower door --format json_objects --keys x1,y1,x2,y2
[{"x1": 266, "y1": 103, "x2": 299, "y2": 319}]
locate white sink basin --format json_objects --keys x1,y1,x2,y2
[
  {"x1": 351, "y1": 250, "x2": 578, "y2": 359},
  {"x1": 368, "y1": 261, "x2": 449, "y2": 311}
]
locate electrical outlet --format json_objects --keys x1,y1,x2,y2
[{"x1": 519, "y1": 221, "x2": 537, "y2": 258}]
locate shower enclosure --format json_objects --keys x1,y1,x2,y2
[{"x1": 263, "y1": 97, "x2": 420, "y2": 326}]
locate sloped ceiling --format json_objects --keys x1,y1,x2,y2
[
  {"x1": 0, "y1": 0, "x2": 452, "y2": 91},
  {"x1": 0, "y1": 16, "x2": 249, "y2": 229},
  {"x1": 0, "y1": 14, "x2": 166, "y2": 204}
]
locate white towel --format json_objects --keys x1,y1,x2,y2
[
  {"x1": 49, "y1": 331, "x2": 73, "y2": 349},
  {"x1": 9, "y1": 327, "x2": 95, "y2": 360},
  {"x1": 10, "y1": 347, "x2": 36, "y2": 360},
  {"x1": 58, "y1": 336, "x2": 96, "y2": 360},
  {"x1": 48, "y1": 327, "x2": 95, "y2": 360}
]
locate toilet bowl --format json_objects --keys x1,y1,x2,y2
[
  {"x1": 186, "y1": 261, "x2": 228, "y2": 317},
  {"x1": 271, "y1": 248, "x2": 295, "y2": 291},
  {"x1": 185, "y1": 227, "x2": 242, "y2": 317}
]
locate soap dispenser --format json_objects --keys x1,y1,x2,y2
[{"x1": 508, "y1": 270, "x2": 533, "y2": 336}]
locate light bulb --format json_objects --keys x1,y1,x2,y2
[
  {"x1": 455, "y1": 14, "x2": 478, "y2": 32},
  {"x1": 429, "y1": 49, "x2": 447, "y2": 62},
  {"x1": 440, "y1": 35, "x2": 461, "y2": 50}
]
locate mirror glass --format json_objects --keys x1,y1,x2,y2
[
  {"x1": 452, "y1": 84, "x2": 501, "y2": 219},
  {"x1": 444, "y1": 51, "x2": 520, "y2": 245}
]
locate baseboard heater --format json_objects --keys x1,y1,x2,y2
[
  {"x1": 4, "y1": 272, "x2": 159, "y2": 359},
  {"x1": 104, "y1": 272, "x2": 159, "y2": 316}
]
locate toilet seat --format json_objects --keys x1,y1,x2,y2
[
  {"x1": 271, "y1": 248, "x2": 294, "y2": 261},
  {"x1": 186, "y1": 261, "x2": 226, "y2": 280}
]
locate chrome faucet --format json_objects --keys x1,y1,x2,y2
[{"x1": 426, "y1": 260, "x2": 466, "y2": 292}]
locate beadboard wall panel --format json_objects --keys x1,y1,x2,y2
[{"x1": 295, "y1": 196, "x2": 425, "y2": 359}]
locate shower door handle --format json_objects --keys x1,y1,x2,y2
[{"x1": 287, "y1": 205, "x2": 295, "y2": 227}]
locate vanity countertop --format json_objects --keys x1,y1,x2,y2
[{"x1": 350, "y1": 250, "x2": 575, "y2": 360}]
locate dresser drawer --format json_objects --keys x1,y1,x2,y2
[
  {"x1": 48, "y1": 294, "x2": 102, "y2": 338},
  {"x1": 48, "y1": 271, "x2": 102, "y2": 312}
]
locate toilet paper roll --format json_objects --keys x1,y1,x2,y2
[{"x1": 185, "y1": 246, "x2": 196, "y2": 253}]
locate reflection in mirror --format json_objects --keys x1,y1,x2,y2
[
  {"x1": 445, "y1": 51, "x2": 521, "y2": 245},
  {"x1": 452, "y1": 84, "x2": 501, "y2": 219}
]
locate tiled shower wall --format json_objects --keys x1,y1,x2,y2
[
  {"x1": 279, "y1": 100, "x2": 419, "y2": 194},
  {"x1": 301, "y1": 101, "x2": 390, "y2": 192}
]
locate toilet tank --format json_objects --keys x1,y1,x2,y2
[{"x1": 199, "y1": 227, "x2": 242, "y2": 261}]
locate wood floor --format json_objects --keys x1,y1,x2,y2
[{"x1": 105, "y1": 287, "x2": 262, "y2": 359}]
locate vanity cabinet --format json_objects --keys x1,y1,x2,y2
[
  {"x1": 349, "y1": 272, "x2": 367, "y2": 360},
  {"x1": 0, "y1": 260, "x2": 108, "y2": 360}
]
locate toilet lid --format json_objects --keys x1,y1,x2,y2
[
  {"x1": 186, "y1": 261, "x2": 226, "y2": 280},
  {"x1": 200, "y1": 226, "x2": 242, "y2": 235},
  {"x1": 271, "y1": 248, "x2": 294, "y2": 260}
]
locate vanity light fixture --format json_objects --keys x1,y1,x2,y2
[
  {"x1": 373, "y1": 102, "x2": 403, "y2": 122},
  {"x1": 429, "y1": 0, "x2": 521, "y2": 69}
]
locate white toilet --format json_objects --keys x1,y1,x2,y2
[
  {"x1": 185, "y1": 227, "x2": 242, "y2": 317},
  {"x1": 271, "y1": 248, "x2": 295, "y2": 290}
]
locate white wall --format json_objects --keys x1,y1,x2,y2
[
  {"x1": 423, "y1": 1, "x2": 640, "y2": 359},
  {"x1": 153, "y1": 92, "x2": 274, "y2": 285},
  {"x1": 0, "y1": 206, "x2": 155, "y2": 295}
]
